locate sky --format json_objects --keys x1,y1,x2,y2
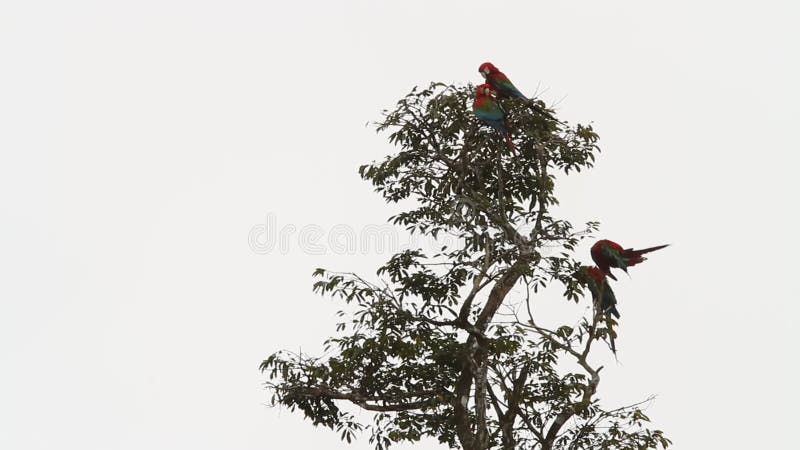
[{"x1": 1, "y1": 1, "x2": 799, "y2": 448}]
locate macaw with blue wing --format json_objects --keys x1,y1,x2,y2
[
  {"x1": 472, "y1": 83, "x2": 515, "y2": 150},
  {"x1": 591, "y1": 239, "x2": 669, "y2": 281},
  {"x1": 479, "y1": 62, "x2": 527, "y2": 99}
]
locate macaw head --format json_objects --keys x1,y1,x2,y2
[
  {"x1": 478, "y1": 62, "x2": 498, "y2": 78},
  {"x1": 475, "y1": 83, "x2": 496, "y2": 98}
]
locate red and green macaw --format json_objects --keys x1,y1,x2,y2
[
  {"x1": 478, "y1": 61, "x2": 556, "y2": 120},
  {"x1": 575, "y1": 265, "x2": 620, "y2": 354},
  {"x1": 576, "y1": 266, "x2": 620, "y2": 319},
  {"x1": 590, "y1": 239, "x2": 669, "y2": 281},
  {"x1": 479, "y1": 62, "x2": 526, "y2": 99},
  {"x1": 472, "y1": 83, "x2": 515, "y2": 150}
]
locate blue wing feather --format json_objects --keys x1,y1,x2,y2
[
  {"x1": 473, "y1": 101, "x2": 508, "y2": 134},
  {"x1": 491, "y1": 75, "x2": 526, "y2": 99}
]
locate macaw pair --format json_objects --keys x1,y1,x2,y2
[
  {"x1": 472, "y1": 62, "x2": 559, "y2": 150},
  {"x1": 576, "y1": 239, "x2": 668, "y2": 355},
  {"x1": 471, "y1": 62, "x2": 531, "y2": 150}
]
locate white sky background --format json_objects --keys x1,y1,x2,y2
[{"x1": 1, "y1": 1, "x2": 798, "y2": 448}]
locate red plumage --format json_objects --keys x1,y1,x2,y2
[
  {"x1": 472, "y1": 84, "x2": 515, "y2": 150},
  {"x1": 575, "y1": 265, "x2": 619, "y2": 355},
  {"x1": 478, "y1": 62, "x2": 526, "y2": 99},
  {"x1": 590, "y1": 239, "x2": 668, "y2": 280},
  {"x1": 584, "y1": 265, "x2": 607, "y2": 284}
]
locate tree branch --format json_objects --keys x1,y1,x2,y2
[{"x1": 280, "y1": 385, "x2": 443, "y2": 412}]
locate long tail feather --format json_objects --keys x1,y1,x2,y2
[
  {"x1": 624, "y1": 244, "x2": 669, "y2": 266},
  {"x1": 632, "y1": 244, "x2": 669, "y2": 256}
]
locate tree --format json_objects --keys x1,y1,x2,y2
[{"x1": 260, "y1": 82, "x2": 671, "y2": 450}]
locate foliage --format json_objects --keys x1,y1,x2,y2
[{"x1": 261, "y1": 83, "x2": 670, "y2": 450}]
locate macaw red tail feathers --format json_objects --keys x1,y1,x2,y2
[
  {"x1": 623, "y1": 244, "x2": 669, "y2": 266},
  {"x1": 503, "y1": 133, "x2": 516, "y2": 151},
  {"x1": 635, "y1": 243, "x2": 670, "y2": 254}
]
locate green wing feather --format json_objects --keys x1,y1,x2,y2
[{"x1": 601, "y1": 245, "x2": 628, "y2": 269}]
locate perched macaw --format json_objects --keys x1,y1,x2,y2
[
  {"x1": 576, "y1": 266, "x2": 620, "y2": 319},
  {"x1": 479, "y1": 62, "x2": 556, "y2": 120},
  {"x1": 472, "y1": 83, "x2": 515, "y2": 149},
  {"x1": 575, "y1": 265, "x2": 620, "y2": 354},
  {"x1": 478, "y1": 62, "x2": 526, "y2": 99},
  {"x1": 590, "y1": 239, "x2": 669, "y2": 281}
]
